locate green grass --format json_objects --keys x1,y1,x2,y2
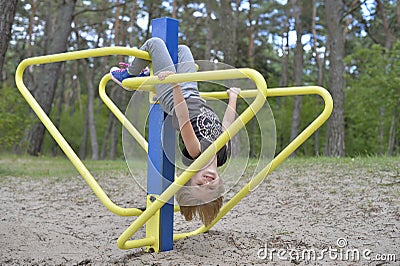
[
  {"x1": 0, "y1": 154, "x2": 398, "y2": 181},
  {"x1": 0, "y1": 154, "x2": 132, "y2": 180},
  {"x1": 278, "y1": 155, "x2": 400, "y2": 173}
]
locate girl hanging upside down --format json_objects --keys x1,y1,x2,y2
[{"x1": 110, "y1": 37, "x2": 240, "y2": 226}]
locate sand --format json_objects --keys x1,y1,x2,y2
[{"x1": 1, "y1": 158, "x2": 399, "y2": 265}]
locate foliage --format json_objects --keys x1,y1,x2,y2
[
  {"x1": 344, "y1": 41, "x2": 400, "y2": 156},
  {"x1": 1, "y1": 0, "x2": 399, "y2": 158},
  {"x1": 0, "y1": 86, "x2": 32, "y2": 151}
]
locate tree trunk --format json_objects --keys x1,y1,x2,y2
[
  {"x1": 100, "y1": 112, "x2": 114, "y2": 160},
  {"x1": 397, "y1": 0, "x2": 400, "y2": 26},
  {"x1": 248, "y1": 0, "x2": 254, "y2": 68},
  {"x1": 376, "y1": 0, "x2": 396, "y2": 155},
  {"x1": 290, "y1": 0, "x2": 304, "y2": 156},
  {"x1": 79, "y1": 115, "x2": 88, "y2": 160},
  {"x1": 172, "y1": 0, "x2": 178, "y2": 18},
  {"x1": 219, "y1": 0, "x2": 237, "y2": 65},
  {"x1": 324, "y1": 0, "x2": 346, "y2": 157},
  {"x1": 109, "y1": 0, "x2": 125, "y2": 160},
  {"x1": 129, "y1": 0, "x2": 137, "y2": 45},
  {"x1": 69, "y1": 60, "x2": 81, "y2": 115},
  {"x1": 110, "y1": 115, "x2": 119, "y2": 160},
  {"x1": 109, "y1": 88, "x2": 128, "y2": 160},
  {"x1": 27, "y1": 0, "x2": 35, "y2": 58},
  {"x1": 378, "y1": 106, "x2": 385, "y2": 154},
  {"x1": 387, "y1": 108, "x2": 398, "y2": 156},
  {"x1": 204, "y1": 0, "x2": 213, "y2": 60},
  {"x1": 311, "y1": 0, "x2": 325, "y2": 155},
  {"x1": 279, "y1": 8, "x2": 290, "y2": 88},
  {"x1": 277, "y1": 11, "x2": 290, "y2": 153},
  {"x1": 27, "y1": 0, "x2": 77, "y2": 156},
  {"x1": 100, "y1": 87, "x2": 124, "y2": 160},
  {"x1": 144, "y1": 1, "x2": 155, "y2": 41},
  {"x1": 0, "y1": 0, "x2": 18, "y2": 82},
  {"x1": 376, "y1": 0, "x2": 395, "y2": 51},
  {"x1": 82, "y1": 59, "x2": 99, "y2": 160},
  {"x1": 311, "y1": 0, "x2": 325, "y2": 87},
  {"x1": 51, "y1": 63, "x2": 66, "y2": 156}
]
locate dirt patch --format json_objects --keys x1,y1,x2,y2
[{"x1": 0, "y1": 158, "x2": 399, "y2": 265}]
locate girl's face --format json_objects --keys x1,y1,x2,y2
[{"x1": 188, "y1": 156, "x2": 224, "y2": 203}]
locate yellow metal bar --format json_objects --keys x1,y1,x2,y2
[
  {"x1": 173, "y1": 85, "x2": 333, "y2": 240},
  {"x1": 16, "y1": 46, "x2": 332, "y2": 250},
  {"x1": 117, "y1": 68, "x2": 268, "y2": 249},
  {"x1": 99, "y1": 70, "x2": 263, "y2": 156},
  {"x1": 122, "y1": 69, "x2": 250, "y2": 89},
  {"x1": 199, "y1": 86, "x2": 332, "y2": 100},
  {"x1": 98, "y1": 78, "x2": 184, "y2": 215},
  {"x1": 15, "y1": 47, "x2": 151, "y2": 217},
  {"x1": 200, "y1": 89, "x2": 258, "y2": 100},
  {"x1": 122, "y1": 79, "x2": 325, "y2": 101},
  {"x1": 145, "y1": 195, "x2": 160, "y2": 252},
  {"x1": 99, "y1": 74, "x2": 148, "y2": 153},
  {"x1": 19, "y1": 47, "x2": 151, "y2": 65},
  {"x1": 117, "y1": 237, "x2": 156, "y2": 249}
]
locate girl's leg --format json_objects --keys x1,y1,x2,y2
[
  {"x1": 177, "y1": 45, "x2": 199, "y2": 93},
  {"x1": 177, "y1": 45, "x2": 196, "y2": 73},
  {"x1": 129, "y1": 37, "x2": 177, "y2": 112},
  {"x1": 128, "y1": 37, "x2": 176, "y2": 75}
]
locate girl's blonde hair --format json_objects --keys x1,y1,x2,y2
[{"x1": 175, "y1": 184, "x2": 224, "y2": 226}]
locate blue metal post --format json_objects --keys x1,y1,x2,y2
[{"x1": 146, "y1": 17, "x2": 178, "y2": 252}]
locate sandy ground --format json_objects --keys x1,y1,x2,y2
[{"x1": 0, "y1": 158, "x2": 399, "y2": 265}]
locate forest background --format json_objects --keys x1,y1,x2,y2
[{"x1": 0, "y1": 0, "x2": 399, "y2": 160}]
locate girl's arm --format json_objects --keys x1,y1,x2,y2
[
  {"x1": 158, "y1": 71, "x2": 201, "y2": 158},
  {"x1": 222, "y1": 87, "x2": 241, "y2": 131}
]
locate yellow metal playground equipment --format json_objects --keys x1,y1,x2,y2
[{"x1": 15, "y1": 47, "x2": 333, "y2": 252}]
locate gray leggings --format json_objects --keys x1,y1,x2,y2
[{"x1": 128, "y1": 37, "x2": 201, "y2": 113}]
